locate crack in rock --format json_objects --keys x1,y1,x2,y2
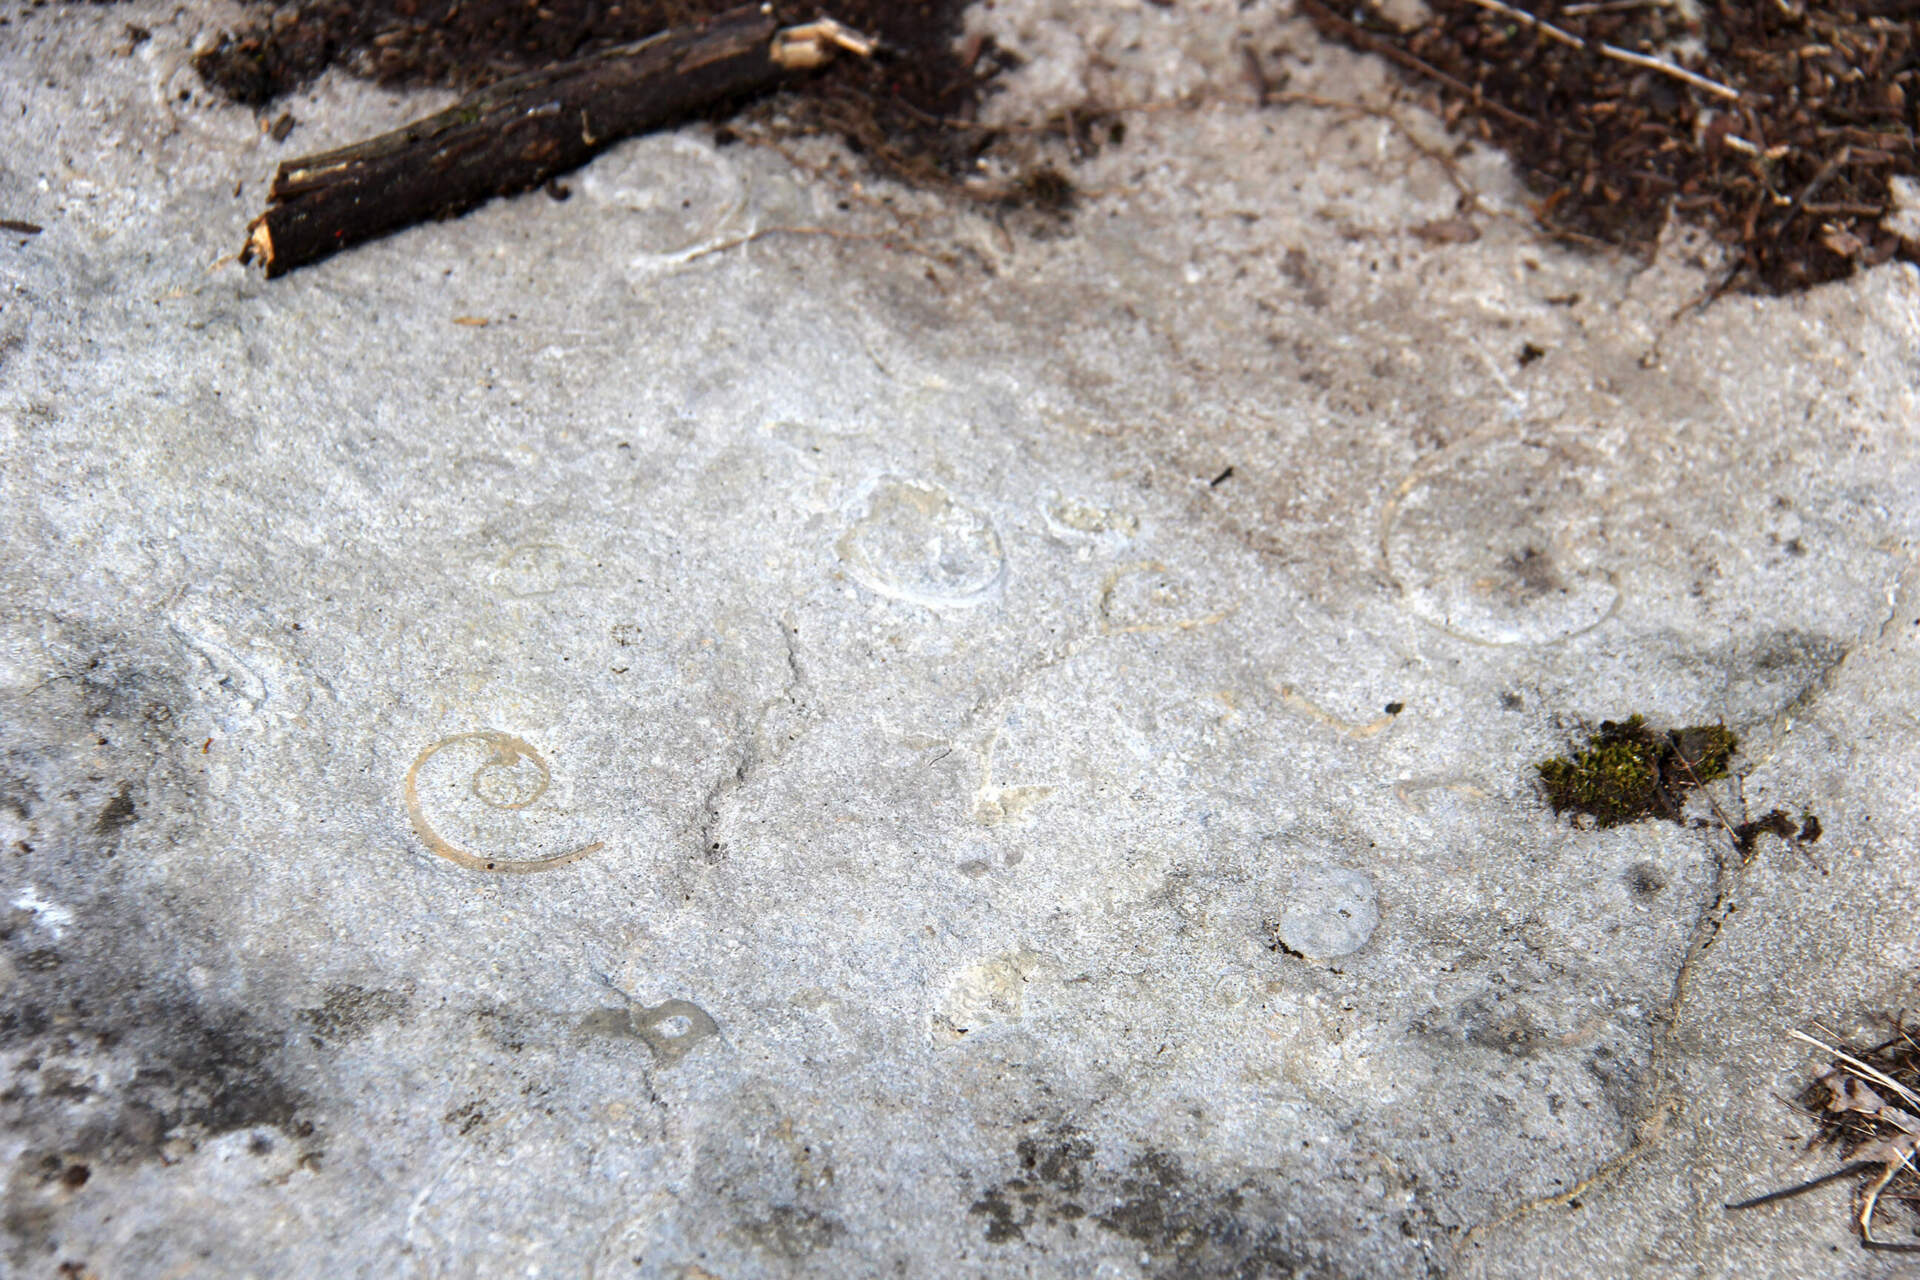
[{"x1": 695, "y1": 613, "x2": 809, "y2": 866}]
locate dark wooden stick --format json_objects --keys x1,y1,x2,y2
[
  {"x1": 1724, "y1": 1161, "x2": 1876, "y2": 1210},
  {"x1": 242, "y1": 8, "x2": 872, "y2": 277}
]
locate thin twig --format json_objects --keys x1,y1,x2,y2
[
  {"x1": 243, "y1": 10, "x2": 875, "y2": 276},
  {"x1": 1791, "y1": 1029, "x2": 1920, "y2": 1110},
  {"x1": 1563, "y1": 0, "x2": 1671, "y2": 13},
  {"x1": 1803, "y1": 201, "x2": 1887, "y2": 217},
  {"x1": 679, "y1": 223, "x2": 948, "y2": 265},
  {"x1": 1600, "y1": 44, "x2": 1741, "y2": 102},
  {"x1": 1725, "y1": 1161, "x2": 1877, "y2": 1210},
  {"x1": 1860, "y1": 1149, "x2": 1920, "y2": 1251},
  {"x1": 1663, "y1": 734, "x2": 1743, "y2": 851},
  {"x1": 1463, "y1": 0, "x2": 1742, "y2": 102}
]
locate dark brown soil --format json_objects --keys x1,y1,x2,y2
[
  {"x1": 1303, "y1": 0, "x2": 1920, "y2": 294},
  {"x1": 197, "y1": 2, "x2": 1918, "y2": 292},
  {"x1": 194, "y1": 0, "x2": 993, "y2": 178}
]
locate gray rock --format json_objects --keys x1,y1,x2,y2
[{"x1": 2, "y1": 2, "x2": 1917, "y2": 1277}]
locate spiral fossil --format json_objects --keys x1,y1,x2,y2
[{"x1": 403, "y1": 730, "x2": 603, "y2": 873}]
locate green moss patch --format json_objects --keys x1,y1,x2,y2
[{"x1": 1537, "y1": 715, "x2": 1736, "y2": 827}]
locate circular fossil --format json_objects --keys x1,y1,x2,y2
[
  {"x1": 837, "y1": 479, "x2": 1006, "y2": 609},
  {"x1": 1383, "y1": 435, "x2": 1618, "y2": 645},
  {"x1": 403, "y1": 730, "x2": 602, "y2": 873},
  {"x1": 1273, "y1": 867, "x2": 1378, "y2": 960}
]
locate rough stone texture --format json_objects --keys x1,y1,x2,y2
[{"x1": 3, "y1": 2, "x2": 1918, "y2": 1277}]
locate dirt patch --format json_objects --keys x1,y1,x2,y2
[{"x1": 1303, "y1": 0, "x2": 1918, "y2": 293}]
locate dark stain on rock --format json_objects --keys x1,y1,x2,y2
[
  {"x1": 3, "y1": 658, "x2": 303, "y2": 1160},
  {"x1": 1097, "y1": 1151, "x2": 1319, "y2": 1279},
  {"x1": 1746, "y1": 628, "x2": 1844, "y2": 674},
  {"x1": 969, "y1": 1129, "x2": 1094, "y2": 1242},
  {"x1": 970, "y1": 1185, "x2": 1031, "y2": 1244},
  {"x1": 472, "y1": 1003, "x2": 533, "y2": 1054},
  {"x1": 3, "y1": 660, "x2": 304, "y2": 1154},
  {"x1": 1585, "y1": 1042, "x2": 1647, "y2": 1125},
  {"x1": 1460, "y1": 1002, "x2": 1547, "y2": 1059},
  {"x1": 3, "y1": 993, "x2": 317, "y2": 1272},
  {"x1": 1019, "y1": 1131, "x2": 1093, "y2": 1193},
  {"x1": 0, "y1": 999, "x2": 52, "y2": 1043},
  {"x1": 1, "y1": 771, "x2": 37, "y2": 819},
  {"x1": 298, "y1": 983, "x2": 412, "y2": 1042},
  {"x1": 1625, "y1": 860, "x2": 1668, "y2": 897},
  {"x1": 1098, "y1": 1159, "x2": 1305, "y2": 1274},
  {"x1": 443, "y1": 1099, "x2": 487, "y2": 1135},
  {"x1": 745, "y1": 1203, "x2": 844, "y2": 1259},
  {"x1": 971, "y1": 1134, "x2": 1330, "y2": 1278},
  {"x1": 1501, "y1": 546, "x2": 1563, "y2": 602},
  {"x1": 92, "y1": 783, "x2": 136, "y2": 834},
  {"x1": 1410, "y1": 997, "x2": 1548, "y2": 1060},
  {"x1": 119, "y1": 1005, "x2": 309, "y2": 1144},
  {"x1": 1702, "y1": 630, "x2": 1848, "y2": 713},
  {"x1": 0, "y1": 634, "x2": 321, "y2": 1271},
  {"x1": 1, "y1": 1175, "x2": 58, "y2": 1266},
  {"x1": 1280, "y1": 248, "x2": 1329, "y2": 310}
]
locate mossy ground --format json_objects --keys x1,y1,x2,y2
[{"x1": 1537, "y1": 715, "x2": 1736, "y2": 827}]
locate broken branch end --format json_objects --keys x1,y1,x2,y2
[{"x1": 771, "y1": 18, "x2": 876, "y2": 71}]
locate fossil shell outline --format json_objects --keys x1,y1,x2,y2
[
  {"x1": 836, "y1": 478, "x2": 1008, "y2": 609},
  {"x1": 403, "y1": 730, "x2": 603, "y2": 873}
]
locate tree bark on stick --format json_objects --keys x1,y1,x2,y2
[{"x1": 243, "y1": 7, "x2": 871, "y2": 277}]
